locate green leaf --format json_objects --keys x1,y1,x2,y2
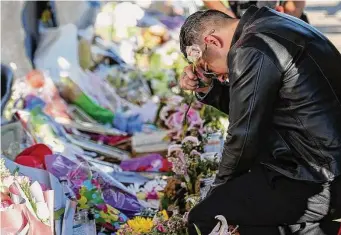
[
  {"x1": 193, "y1": 224, "x2": 202, "y2": 235},
  {"x1": 13, "y1": 166, "x2": 20, "y2": 175},
  {"x1": 54, "y1": 208, "x2": 65, "y2": 220}
]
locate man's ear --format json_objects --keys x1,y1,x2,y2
[
  {"x1": 275, "y1": 5, "x2": 285, "y2": 13},
  {"x1": 203, "y1": 34, "x2": 223, "y2": 48}
]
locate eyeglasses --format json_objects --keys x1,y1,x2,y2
[{"x1": 203, "y1": 61, "x2": 219, "y2": 80}]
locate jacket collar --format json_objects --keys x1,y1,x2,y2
[{"x1": 231, "y1": 6, "x2": 259, "y2": 48}]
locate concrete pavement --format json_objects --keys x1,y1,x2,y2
[{"x1": 305, "y1": 0, "x2": 341, "y2": 51}]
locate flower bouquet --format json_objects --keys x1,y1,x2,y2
[
  {"x1": 116, "y1": 210, "x2": 187, "y2": 235},
  {"x1": 0, "y1": 158, "x2": 54, "y2": 235},
  {"x1": 127, "y1": 178, "x2": 167, "y2": 209},
  {"x1": 161, "y1": 136, "x2": 219, "y2": 214},
  {"x1": 44, "y1": 153, "x2": 141, "y2": 231},
  {"x1": 158, "y1": 97, "x2": 204, "y2": 141}
]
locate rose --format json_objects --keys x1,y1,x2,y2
[{"x1": 186, "y1": 44, "x2": 203, "y2": 64}]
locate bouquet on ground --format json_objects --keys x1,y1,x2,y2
[
  {"x1": 116, "y1": 210, "x2": 187, "y2": 235},
  {"x1": 0, "y1": 158, "x2": 54, "y2": 234},
  {"x1": 161, "y1": 136, "x2": 219, "y2": 214},
  {"x1": 44, "y1": 154, "x2": 140, "y2": 231},
  {"x1": 158, "y1": 96, "x2": 204, "y2": 141},
  {"x1": 127, "y1": 178, "x2": 167, "y2": 209}
]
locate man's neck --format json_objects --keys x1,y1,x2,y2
[{"x1": 223, "y1": 19, "x2": 240, "y2": 50}]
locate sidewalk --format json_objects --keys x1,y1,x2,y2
[{"x1": 305, "y1": 0, "x2": 341, "y2": 51}]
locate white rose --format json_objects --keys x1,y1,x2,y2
[{"x1": 186, "y1": 44, "x2": 202, "y2": 64}]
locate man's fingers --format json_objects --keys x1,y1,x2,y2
[
  {"x1": 183, "y1": 84, "x2": 197, "y2": 91},
  {"x1": 184, "y1": 65, "x2": 197, "y2": 80},
  {"x1": 196, "y1": 67, "x2": 212, "y2": 84},
  {"x1": 179, "y1": 75, "x2": 198, "y2": 91},
  {"x1": 186, "y1": 79, "x2": 198, "y2": 87}
]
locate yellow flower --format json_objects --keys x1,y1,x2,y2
[
  {"x1": 161, "y1": 210, "x2": 169, "y2": 221},
  {"x1": 78, "y1": 196, "x2": 89, "y2": 209},
  {"x1": 127, "y1": 217, "x2": 154, "y2": 234}
]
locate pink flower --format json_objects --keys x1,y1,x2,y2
[
  {"x1": 157, "y1": 224, "x2": 167, "y2": 233},
  {"x1": 187, "y1": 109, "x2": 203, "y2": 126},
  {"x1": 146, "y1": 190, "x2": 159, "y2": 200},
  {"x1": 165, "y1": 111, "x2": 185, "y2": 129}
]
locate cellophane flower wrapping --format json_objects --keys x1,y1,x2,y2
[
  {"x1": 120, "y1": 153, "x2": 171, "y2": 172},
  {"x1": 44, "y1": 154, "x2": 142, "y2": 231},
  {"x1": 158, "y1": 98, "x2": 204, "y2": 141},
  {"x1": 0, "y1": 158, "x2": 54, "y2": 235}
]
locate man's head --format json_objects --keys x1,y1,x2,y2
[{"x1": 180, "y1": 10, "x2": 238, "y2": 75}]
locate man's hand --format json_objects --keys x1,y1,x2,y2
[{"x1": 179, "y1": 65, "x2": 213, "y2": 93}]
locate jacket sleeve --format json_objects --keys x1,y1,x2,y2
[
  {"x1": 195, "y1": 79, "x2": 230, "y2": 115},
  {"x1": 215, "y1": 47, "x2": 282, "y2": 184}
]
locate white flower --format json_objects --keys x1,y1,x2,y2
[
  {"x1": 159, "y1": 105, "x2": 172, "y2": 122},
  {"x1": 167, "y1": 144, "x2": 183, "y2": 156},
  {"x1": 15, "y1": 176, "x2": 30, "y2": 186},
  {"x1": 208, "y1": 215, "x2": 234, "y2": 235},
  {"x1": 182, "y1": 136, "x2": 200, "y2": 146},
  {"x1": 190, "y1": 150, "x2": 201, "y2": 157},
  {"x1": 36, "y1": 202, "x2": 50, "y2": 223},
  {"x1": 186, "y1": 44, "x2": 203, "y2": 64},
  {"x1": 126, "y1": 183, "x2": 142, "y2": 195},
  {"x1": 143, "y1": 179, "x2": 167, "y2": 193},
  {"x1": 0, "y1": 158, "x2": 11, "y2": 179}
]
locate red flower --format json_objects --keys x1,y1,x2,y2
[{"x1": 159, "y1": 159, "x2": 172, "y2": 172}]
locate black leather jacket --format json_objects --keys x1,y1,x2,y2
[{"x1": 199, "y1": 6, "x2": 341, "y2": 184}]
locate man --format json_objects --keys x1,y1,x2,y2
[
  {"x1": 203, "y1": 0, "x2": 309, "y2": 23},
  {"x1": 179, "y1": 6, "x2": 341, "y2": 235}
]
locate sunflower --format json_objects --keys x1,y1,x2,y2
[{"x1": 127, "y1": 217, "x2": 154, "y2": 234}]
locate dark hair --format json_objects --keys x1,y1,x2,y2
[{"x1": 179, "y1": 9, "x2": 232, "y2": 58}]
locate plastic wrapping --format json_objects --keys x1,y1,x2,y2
[
  {"x1": 45, "y1": 154, "x2": 142, "y2": 221},
  {"x1": 120, "y1": 154, "x2": 171, "y2": 172}
]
